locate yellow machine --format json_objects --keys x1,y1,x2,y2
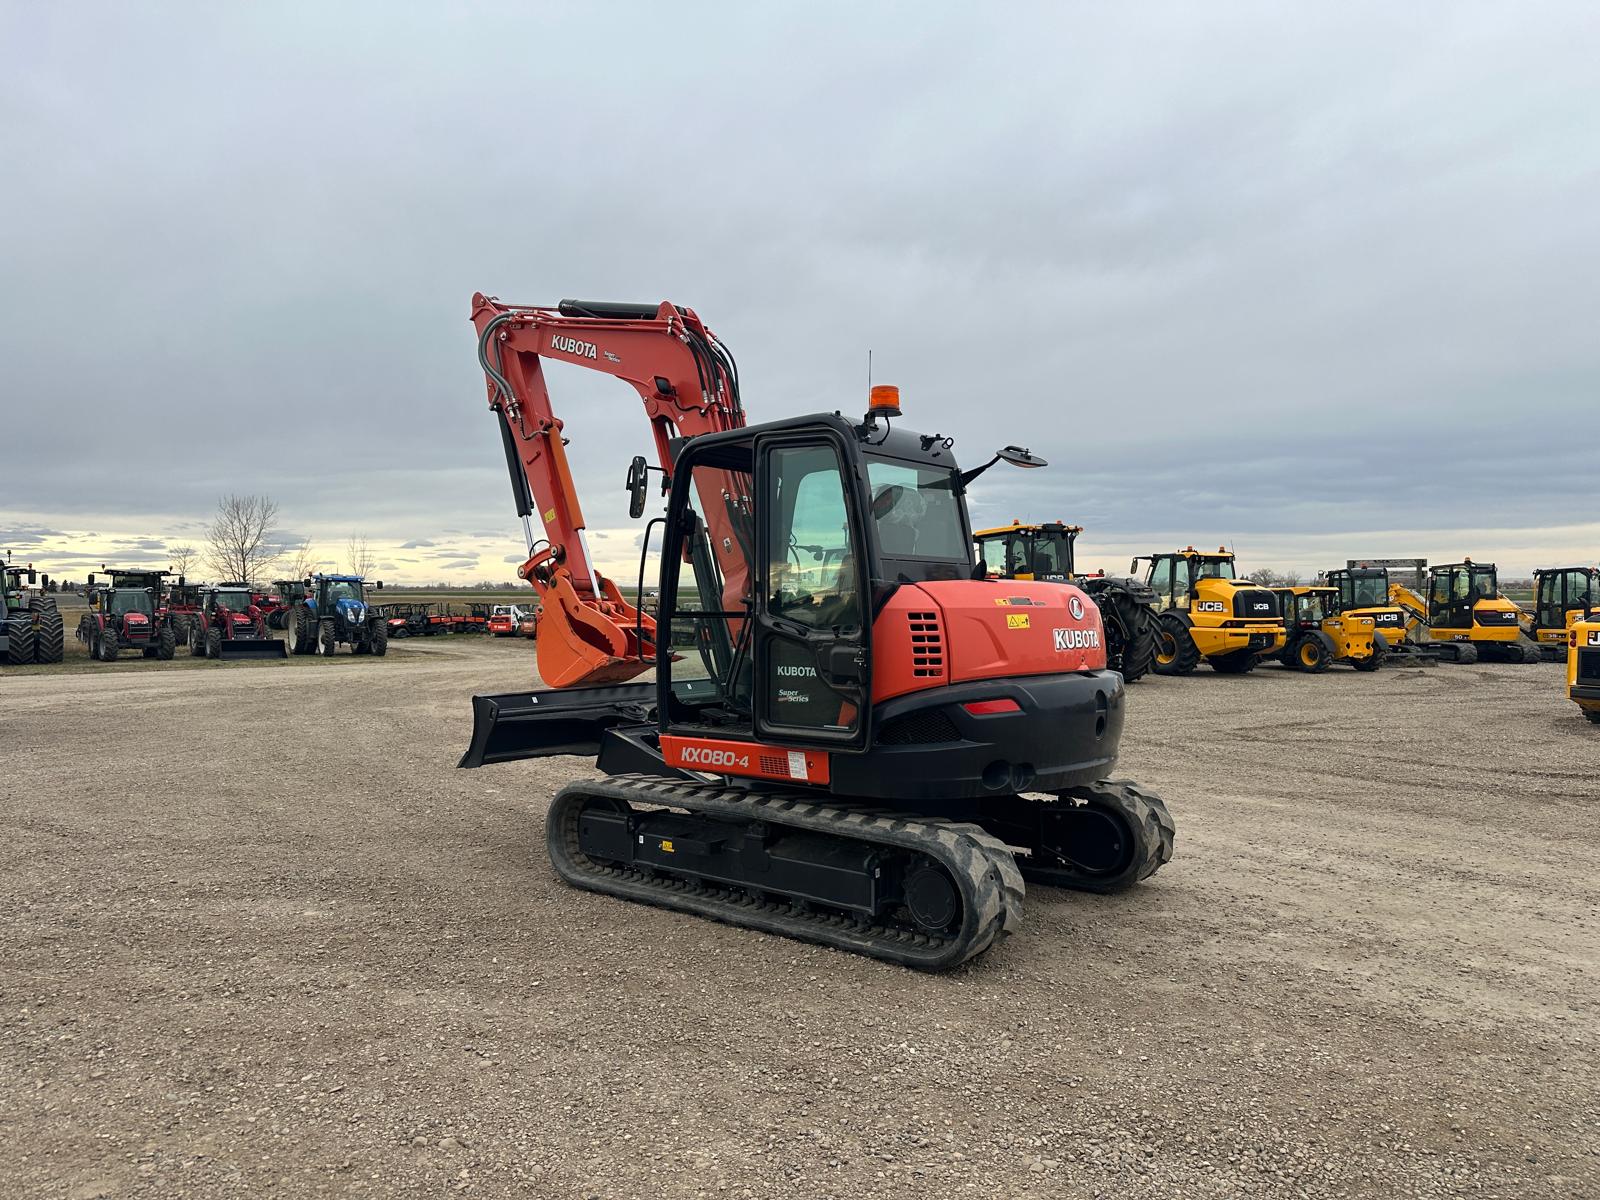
[
  {"x1": 1270, "y1": 586, "x2": 1384, "y2": 672},
  {"x1": 1568, "y1": 613, "x2": 1600, "y2": 724},
  {"x1": 1529, "y1": 567, "x2": 1598, "y2": 662},
  {"x1": 1392, "y1": 560, "x2": 1541, "y2": 664},
  {"x1": 1132, "y1": 547, "x2": 1286, "y2": 675},
  {"x1": 974, "y1": 520, "x2": 1162, "y2": 682}
]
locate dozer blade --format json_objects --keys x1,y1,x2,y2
[
  {"x1": 217, "y1": 637, "x2": 288, "y2": 660},
  {"x1": 458, "y1": 678, "x2": 719, "y2": 768}
]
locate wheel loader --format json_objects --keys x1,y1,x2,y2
[
  {"x1": 1528, "y1": 567, "x2": 1597, "y2": 662},
  {"x1": 973, "y1": 520, "x2": 1161, "y2": 682},
  {"x1": 1, "y1": 559, "x2": 65, "y2": 666},
  {"x1": 1130, "y1": 547, "x2": 1286, "y2": 674},
  {"x1": 1269, "y1": 586, "x2": 1384, "y2": 672},
  {"x1": 1568, "y1": 612, "x2": 1600, "y2": 724},
  {"x1": 455, "y1": 293, "x2": 1175, "y2": 971}
]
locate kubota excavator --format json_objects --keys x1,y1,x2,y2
[{"x1": 458, "y1": 294, "x2": 1175, "y2": 970}]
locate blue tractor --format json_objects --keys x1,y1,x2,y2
[{"x1": 285, "y1": 574, "x2": 388, "y2": 657}]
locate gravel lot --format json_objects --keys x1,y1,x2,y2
[{"x1": 2, "y1": 640, "x2": 1595, "y2": 1199}]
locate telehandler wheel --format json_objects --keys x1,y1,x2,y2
[
  {"x1": 1352, "y1": 631, "x2": 1387, "y2": 672},
  {"x1": 1152, "y1": 614, "x2": 1200, "y2": 676},
  {"x1": 1209, "y1": 648, "x2": 1258, "y2": 674},
  {"x1": 206, "y1": 627, "x2": 223, "y2": 659},
  {"x1": 157, "y1": 622, "x2": 177, "y2": 661},
  {"x1": 318, "y1": 620, "x2": 338, "y2": 656},
  {"x1": 370, "y1": 621, "x2": 388, "y2": 657},
  {"x1": 32, "y1": 599, "x2": 64, "y2": 664},
  {"x1": 5, "y1": 613, "x2": 36, "y2": 665},
  {"x1": 1289, "y1": 632, "x2": 1333, "y2": 673}
]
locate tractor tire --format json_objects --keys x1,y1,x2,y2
[
  {"x1": 156, "y1": 622, "x2": 176, "y2": 661},
  {"x1": 353, "y1": 637, "x2": 370, "y2": 655},
  {"x1": 287, "y1": 605, "x2": 314, "y2": 655},
  {"x1": 1209, "y1": 648, "x2": 1259, "y2": 674},
  {"x1": 190, "y1": 622, "x2": 207, "y2": 656},
  {"x1": 1152, "y1": 613, "x2": 1201, "y2": 676},
  {"x1": 31, "y1": 597, "x2": 64, "y2": 664},
  {"x1": 369, "y1": 620, "x2": 388, "y2": 657},
  {"x1": 1288, "y1": 632, "x2": 1334, "y2": 673},
  {"x1": 5, "y1": 612, "x2": 36, "y2": 665},
  {"x1": 318, "y1": 620, "x2": 338, "y2": 656},
  {"x1": 206, "y1": 627, "x2": 223, "y2": 659},
  {"x1": 1112, "y1": 603, "x2": 1158, "y2": 683},
  {"x1": 1351, "y1": 630, "x2": 1387, "y2": 672},
  {"x1": 97, "y1": 629, "x2": 120, "y2": 662}
]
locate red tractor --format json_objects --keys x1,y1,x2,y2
[
  {"x1": 163, "y1": 578, "x2": 204, "y2": 643},
  {"x1": 77, "y1": 569, "x2": 177, "y2": 662},
  {"x1": 187, "y1": 583, "x2": 288, "y2": 659}
]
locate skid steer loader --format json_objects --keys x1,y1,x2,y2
[
  {"x1": 974, "y1": 520, "x2": 1161, "y2": 682},
  {"x1": 1131, "y1": 547, "x2": 1285, "y2": 674}
]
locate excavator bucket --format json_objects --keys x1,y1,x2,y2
[
  {"x1": 217, "y1": 636, "x2": 288, "y2": 660},
  {"x1": 533, "y1": 575, "x2": 658, "y2": 689}
]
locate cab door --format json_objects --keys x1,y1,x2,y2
[{"x1": 752, "y1": 435, "x2": 871, "y2": 749}]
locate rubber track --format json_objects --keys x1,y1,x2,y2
[
  {"x1": 547, "y1": 773, "x2": 1025, "y2": 971},
  {"x1": 1016, "y1": 779, "x2": 1176, "y2": 893}
]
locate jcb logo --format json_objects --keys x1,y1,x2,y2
[
  {"x1": 681, "y1": 746, "x2": 749, "y2": 768},
  {"x1": 1588, "y1": 630, "x2": 1600, "y2": 646},
  {"x1": 1053, "y1": 628, "x2": 1100, "y2": 651},
  {"x1": 551, "y1": 334, "x2": 598, "y2": 359},
  {"x1": 1196, "y1": 601, "x2": 1225, "y2": 612}
]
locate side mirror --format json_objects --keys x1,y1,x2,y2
[
  {"x1": 997, "y1": 445, "x2": 1047, "y2": 469},
  {"x1": 374, "y1": 580, "x2": 384, "y2": 590},
  {"x1": 27, "y1": 569, "x2": 37, "y2": 585},
  {"x1": 304, "y1": 578, "x2": 313, "y2": 589},
  {"x1": 626, "y1": 455, "x2": 649, "y2": 520},
  {"x1": 1128, "y1": 559, "x2": 1138, "y2": 574},
  {"x1": 87, "y1": 573, "x2": 96, "y2": 586}
]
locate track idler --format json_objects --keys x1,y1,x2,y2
[{"x1": 980, "y1": 780, "x2": 1175, "y2": 894}]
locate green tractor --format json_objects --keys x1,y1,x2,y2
[{"x1": 2, "y1": 558, "x2": 65, "y2": 665}]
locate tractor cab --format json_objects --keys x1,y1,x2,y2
[
  {"x1": 206, "y1": 585, "x2": 257, "y2": 620},
  {"x1": 1532, "y1": 567, "x2": 1598, "y2": 658},
  {"x1": 973, "y1": 521, "x2": 1081, "y2": 582}
]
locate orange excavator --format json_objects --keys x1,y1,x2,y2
[{"x1": 459, "y1": 294, "x2": 1175, "y2": 970}]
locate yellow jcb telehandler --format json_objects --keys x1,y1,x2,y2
[
  {"x1": 1270, "y1": 586, "x2": 1386, "y2": 672},
  {"x1": 1132, "y1": 547, "x2": 1286, "y2": 675}
]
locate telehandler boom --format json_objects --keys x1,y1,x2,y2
[{"x1": 459, "y1": 294, "x2": 1175, "y2": 970}]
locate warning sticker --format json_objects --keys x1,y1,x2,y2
[{"x1": 1006, "y1": 613, "x2": 1030, "y2": 629}]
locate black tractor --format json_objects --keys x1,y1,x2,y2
[{"x1": 2, "y1": 559, "x2": 65, "y2": 665}]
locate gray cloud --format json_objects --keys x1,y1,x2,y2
[
  {"x1": 2, "y1": 4, "x2": 1597, "y2": 577},
  {"x1": 399, "y1": 539, "x2": 436, "y2": 549}
]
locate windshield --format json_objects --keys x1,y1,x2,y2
[
  {"x1": 1469, "y1": 566, "x2": 1498, "y2": 596},
  {"x1": 1349, "y1": 571, "x2": 1387, "y2": 607},
  {"x1": 326, "y1": 581, "x2": 364, "y2": 602},
  {"x1": 109, "y1": 590, "x2": 153, "y2": 615},
  {"x1": 865, "y1": 456, "x2": 969, "y2": 560},
  {"x1": 1194, "y1": 557, "x2": 1236, "y2": 580},
  {"x1": 213, "y1": 590, "x2": 251, "y2": 612}
]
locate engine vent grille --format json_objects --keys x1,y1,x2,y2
[
  {"x1": 907, "y1": 611, "x2": 945, "y2": 678},
  {"x1": 878, "y1": 709, "x2": 961, "y2": 745}
]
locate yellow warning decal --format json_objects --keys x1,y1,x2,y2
[
  {"x1": 1006, "y1": 613, "x2": 1030, "y2": 629},
  {"x1": 659, "y1": 839, "x2": 675, "y2": 853},
  {"x1": 543, "y1": 507, "x2": 558, "y2": 525},
  {"x1": 993, "y1": 598, "x2": 1011, "y2": 606}
]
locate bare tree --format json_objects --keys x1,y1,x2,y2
[
  {"x1": 345, "y1": 533, "x2": 377, "y2": 579},
  {"x1": 168, "y1": 543, "x2": 199, "y2": 578},
  {"x1": 205, "y1": 494, "x2": 282, "y2": 586},
  {"x1": 284, "y1": 537, "x2": 318, "y2": 583}
]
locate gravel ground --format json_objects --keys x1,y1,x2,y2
[{"x1": 1, "y1": 641, "x2": 1595, "y2": 1199}]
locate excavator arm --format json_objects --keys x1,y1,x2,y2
[{"x1": 470, "y1": 293, "x2": 749, "y2": 688}]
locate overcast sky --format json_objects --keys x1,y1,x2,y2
[{"x1": 2, "y1": 2, "x2": 1597, "y2": 584}]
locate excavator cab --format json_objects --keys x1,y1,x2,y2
[
  {"x1": 1426, "y1": 560, "x2": 1539, "y2": 662},
  {"x1": 1531, "y1": 567, "x2": 1598, "y2": 661}
]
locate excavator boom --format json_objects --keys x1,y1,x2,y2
[{"x1": 470, "y1": 294, "x2": 749, "y2": 688}]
